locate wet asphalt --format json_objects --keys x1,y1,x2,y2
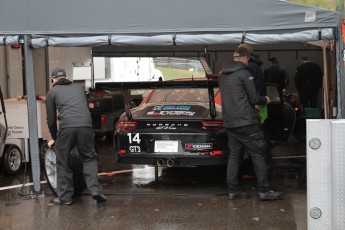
[{"x1": 0, "y1": 136, "x2": 306, "y2": 230}]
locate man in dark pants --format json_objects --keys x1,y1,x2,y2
[
  {"x1": 218, "y1": 47, "x2": 283, "y2": 201},
  {"x1": 239, "y1": 43, "x2": 272, "y2": 168},
  {"x1": 46, "y1": 68, "x2": 107, "y2": 205},
  {"x1": 294, "y1": 56, "x2": 323, "y2": 108}
]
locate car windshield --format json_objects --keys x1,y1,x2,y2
[{"x1": 146, "y1": 88, "x2": 209, "y2": 103}]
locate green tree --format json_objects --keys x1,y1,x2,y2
[
  {"x1": 335, "y1": 0, "x2": 344, "y2": 17},
  {"x1": 288, "y1": 0, "x2": 335, "y2": 10},
  {"x1": 289, "y1": 0, "x2": 344, "y2": 17}
]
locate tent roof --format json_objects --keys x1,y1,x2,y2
[
  {"x1": 0, "y1": 0, "x2": 342, "y2": 47},
  {"x1": 0, "y1": 0, "x2": 342, "y2": 35}
]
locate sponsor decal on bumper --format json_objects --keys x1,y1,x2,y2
[{"x1": 185, "y1": 143, "x2": 213, "y2": 151}]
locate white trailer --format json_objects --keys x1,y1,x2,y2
[
  {"x1": 0, "y1": 98, "x2": 50, "y2": 175},
  {"x1": 73, "y1": 57, "x2": 164, "y2": 89}
]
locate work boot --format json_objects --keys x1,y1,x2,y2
[
  {"x1": 228, "y1": 191, "x2": 249, "y2": 200},
  {"x1": 53, "y1": 197, "x2": 72, "y2": 206},
  {"x1": 92, "y1": 193, "x2": 107, "y2": 203},
  {"x1": 259, "y1": 190, "x2": 283, "y2": 201}
]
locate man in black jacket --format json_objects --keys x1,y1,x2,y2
[
  {"x1": 239, "y1": 43, "x2": 266, "y2": 96},
  {"x1": 264, "y1": 57, "x2": 288, "y2": 92},
  {"x1": 46, "y1": 68, "x2": 107, "y2": 205},
  {"x1": 219, "y1": 47, "x2": 283, "y2": 201},
  {"x1": 294, "y1": 56, "x2": 323, "y2": 108}
]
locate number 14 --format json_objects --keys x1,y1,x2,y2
[{"x1": 127, "y1": 133, "x2": 141, "y2": 144}]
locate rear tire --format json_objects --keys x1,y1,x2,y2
[{"x1": 41, "y1": 142, "x2": 87, "y2": 196}]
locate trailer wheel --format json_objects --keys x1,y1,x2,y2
[
  {"x1": 1, "y1": 145, "x2": 23, "y2": 175},
  {"x1": 41, "y1": 143, "x2": 87, "y2": 196}
]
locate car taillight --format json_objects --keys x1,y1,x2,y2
[
  {"x1": 201, "y1": 120, "x2": 224, "y2": 130},
  {"x1": 119, "y1": 150, "x2": 126, "y2": 154},
  {"x1": 116, "y1": 121, "x2": 137, "y2": 132},
  {"x1": 101, "y1": 116, "x2": 106, "y2": 126},
  {"x1": 95, "y1": 91, "x2": 104, "y2": 97}
]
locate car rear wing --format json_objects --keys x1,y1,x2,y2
[{"x1": 95, "y1": 80, "x2": 219, "y2": 120}]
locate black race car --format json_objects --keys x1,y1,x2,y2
[{"x1": 95, "y1": 80, "x2": 295, "y2": 167}]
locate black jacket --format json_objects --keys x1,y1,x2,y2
[
  {"x1": 294, "y1": 61, "x2": 323, "y2": 92},
  {"x1": 219, "y1": 61, "x2": 267, "y2": 128},
  {"x1": 248, "y1": 53, "x2": 266, "y2": 96},
  {"x1": 46, "y1": 78, "x2": 92, "y2": 140},
  {"x1": 264, "y1": 66, "x2": 287, "y2": 91}
]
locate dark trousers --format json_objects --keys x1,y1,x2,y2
[
  {"x1": 226, "y1": 124, "x2": 270, "y2": 193},
  {"x1": 298, "y1": 90, "x2": 319, "y2": 108},
  {"x1": 54, "y1": 127, "x2": 101, "y2": 202}
]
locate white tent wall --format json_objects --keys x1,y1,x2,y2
[
  {"x1": 47, "y1": 47, "x2": 92, "y2": 82},
  {"x1": 0, "y1": 47, "x2": 48, "y2": 98},
  {"x1": 5, "y1": 48, "x2": 23, "y2": 98},
  {"x1": 0, "y1": 46, "x2": 7, "y2": 97},
  {"x1": 32, "y1": 48, "x2": 47, "y2": 97}
]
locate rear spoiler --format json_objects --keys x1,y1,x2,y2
[{"x1": 95, "y1": 80, "x2": 219, "y2": 120}]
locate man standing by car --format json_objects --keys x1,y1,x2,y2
[
  {"x1": 46, "y1": 68, "x2": 107, "y2": 205},
  {"x1": 264, "y1": 57, "x2": 288, "y2": 92},
  {"x1": 294, "y1": 56, "x2": 323, "y2": 108},
  {"x1": 218, "y1": 47, "x2": 283, "y2": 201}
]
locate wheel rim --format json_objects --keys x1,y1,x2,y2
[
  {"x1": 8, "y1": 148, "x2": 22, "y2": 171},
  {"x1": 44, "y1": 149, "x2": 57, "y2": 190}
]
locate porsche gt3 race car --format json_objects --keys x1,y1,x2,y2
[
  {"x1": 96, "y1": 80, "x2": 228, "y2": 167},
  {"x1": 95, "y1": 80, "x2": 295, "y2": 167}
]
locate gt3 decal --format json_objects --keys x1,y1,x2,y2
[
  {"x1": 185, "y1": 143, "x2": 213, "y2": 150},
  {"x1": 129, "y1": 146, "x2": 141, "y2": 153}
]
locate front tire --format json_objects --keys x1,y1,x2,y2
[
  {"x1": 41, "y1": 142, "x2": 87, "y2": 196},
  {"x1": 1, "y1": 145, "x2": 23, "y2": 175}
]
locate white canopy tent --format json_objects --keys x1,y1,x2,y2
[{"x1": 0, "y1": 0, "x2": 343, "y2": 192}]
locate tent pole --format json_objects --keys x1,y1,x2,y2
[
  {"x1": 322, "y1": 40, "x2": 329, "y2": 119},
  {"x1": 23, "y1": 35, "x2": 41, "y2": 194}
]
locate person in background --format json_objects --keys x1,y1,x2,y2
[
  {"x1": 218, "y1": 46, "x2": 283, "y2": 201},
  {"x1": 46, "y1": 68, "x2": 107, "y2": 205},
  {"x1": 239, "y1": 43, "x2": 266, "y2": 96},
  {"x1": 294, "y1": 56, "x2": 323, "y2": 108},
  {"x1": 264, "y1": 57, "x2": 288, "y2": 92}
]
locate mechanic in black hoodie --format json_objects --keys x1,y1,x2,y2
[
  {"x1": 239, "y1": 43, "x2": 266, "y2": 96},
  {"x1": 218, "y1": 47, "x2": 283, "y2": 201},
  {"x1": 46, "y1": 68, "x2": 107, "y2": 205}
]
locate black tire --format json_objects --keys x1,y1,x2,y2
[
  {"x1": 41, "y1": 142, "x2": 87, "y2": 196},
  {"x1": 1, "y1": 145, "x2": 23, "y2": 175},
  {"x1": 293, "y1": 118, "x2": 306, "y2": 142}
]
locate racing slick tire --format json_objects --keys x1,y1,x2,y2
[{"x1": 40, "y1": 142, "x2": 87, "y2": 196}]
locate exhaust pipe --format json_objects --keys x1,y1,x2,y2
[
  {"x1": 156, "y1": 159, "x2": 165, "y2": 166},
  {"x1": 166, "y1": 159, "x2": 175, "y2": 167}
]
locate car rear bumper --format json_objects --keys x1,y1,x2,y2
[{"x1": 116, "y1": 154, "x2": 228, "y2": 166}]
